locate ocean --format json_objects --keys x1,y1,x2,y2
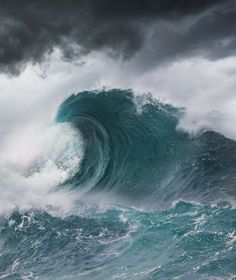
[{"x1": 0, "y1": 89, "x2": 235, "y2": 279}]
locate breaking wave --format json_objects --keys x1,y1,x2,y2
[{"x1": 1, "y1": 89, "x2": 236, "y2": 279}]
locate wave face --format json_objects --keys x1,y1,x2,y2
[
  {"x1": 1, "y1": 89, "x2": 236, "y2": 279},
  {"x1": 57, "y1": 89, "x2": 236, "y2": 207}
]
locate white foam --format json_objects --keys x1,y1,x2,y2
[{"x1": 0, "y1": 122, "x2": 83, "y2": 216}]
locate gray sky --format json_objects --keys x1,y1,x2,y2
[{"x1": 0, "y1": 0, "x2": 235, "y2": 74}]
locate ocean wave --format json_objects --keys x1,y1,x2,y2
[{"x1": 57, "y1": 89, "x2": 236, "y2": 209}]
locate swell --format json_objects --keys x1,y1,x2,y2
[{"x1": 57, "y1": 89, "x2": 236, "y2": 208}]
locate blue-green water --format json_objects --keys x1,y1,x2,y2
[{"x1": 0, "y1": 90, "x2": 236, "y2": 279}]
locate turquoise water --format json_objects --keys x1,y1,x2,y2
[
  {"x1": 1, "y1": 202, "x2": 236, "y2": 279},
  {"x1": 0, "y1": 90, "x2": 236, "y2": 279}
]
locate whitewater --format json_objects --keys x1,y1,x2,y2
[{"x1": 0, "y1": 89, "x2": 236, "y2": 279}]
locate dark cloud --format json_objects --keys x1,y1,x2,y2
[{"x1": 0, "y1": 0, "x2": 235, "y2": 74}]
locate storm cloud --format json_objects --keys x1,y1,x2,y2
[{"x1": 0, "y1": 0, "x2": 235, "y2": 74}]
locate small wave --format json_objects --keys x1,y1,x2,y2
[{"x1": 0, "y1": 201, "x2": 235, "y2": 279}]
